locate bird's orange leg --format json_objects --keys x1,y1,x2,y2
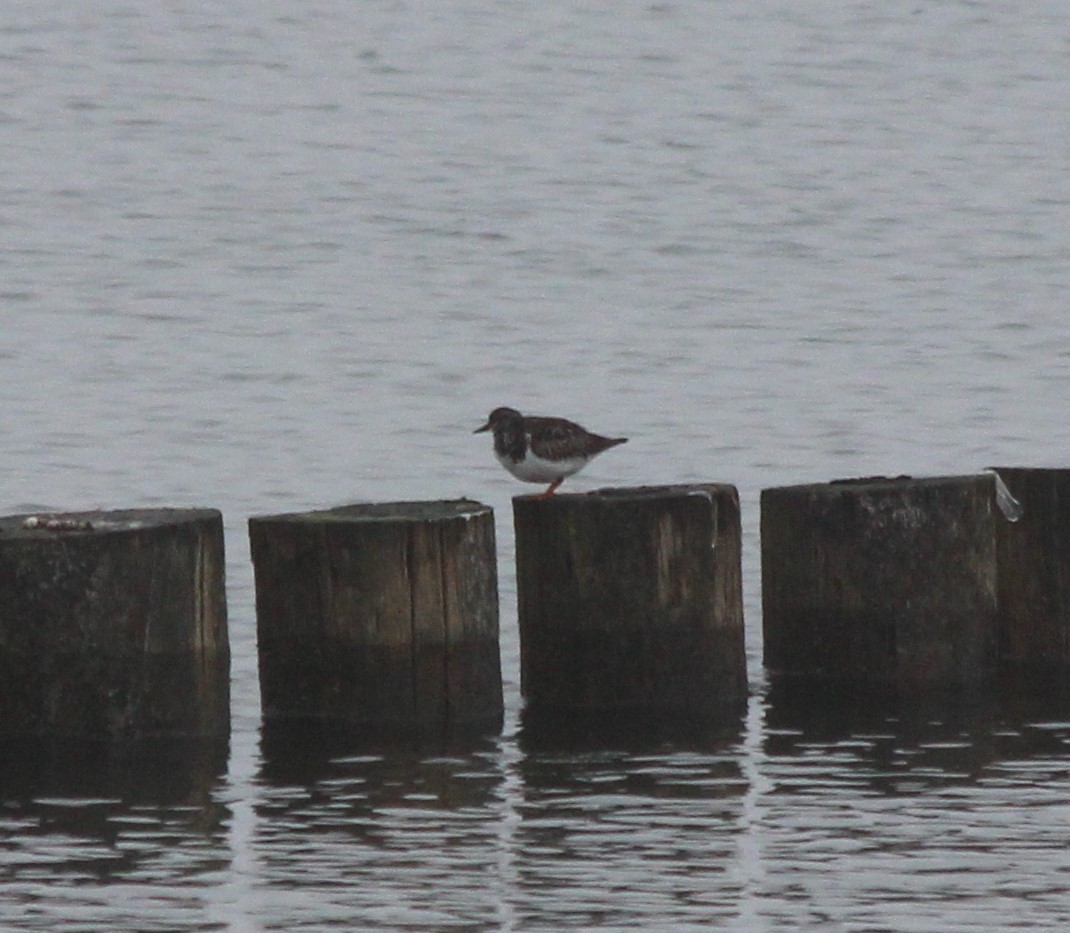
[{"x1": 538, "y1": 478, "x2": 564, "y2": 498}]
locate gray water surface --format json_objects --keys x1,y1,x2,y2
[{"x1": 3, "y1": 1, "x2": 1070, "y2": 929}]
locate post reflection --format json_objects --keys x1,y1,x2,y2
[{"x1": 0, "y1": 735, "x2": 231, "y2": 929}]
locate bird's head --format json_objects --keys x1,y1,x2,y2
[{"x1": 474, "y1": 407, "x2": 523, "y2": 434}]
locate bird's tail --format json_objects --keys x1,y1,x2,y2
[{"x1": 592, "y1": 435, "x2": 628, "y2": 454}]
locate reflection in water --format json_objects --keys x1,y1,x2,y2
[
  {"x1": 244, "y1": 690, "x2": 1070, "y2": 930},
  {"x1": 755, "y1": 679, "x2": 1070, "y2": 930},
  {"x1": 518, "y1": 705, "x2": 745, "y2": 754},
  {"x1": 514, "y1": 720, "x2": 750, "y2": 930},
  {"x1": 764, "y1": 676, "x2": 1070, "y2": 787},
  {"x1": 0, "y1": 737, "x2": 230, "y2": 930},
  {"x1": 2, "y1": 690, "x2": 1069, "y2": 930},
  {"x1": 0, "y1": 736, "x2": 229, "y2": 808},
  {"x1": 254, "y1": 715, "x2": 755, "y2": 930},
  {"x1": 257, "y1": 717, "x2": 505, "y2": 805},
  {"x1": 254, "y1": 719, "x2": 509, "y2": 929}
]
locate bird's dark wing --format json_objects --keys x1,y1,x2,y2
[
  {"x1": 525, "y1": 416, "x2": 585, "y2": 460},
  {"x1": 526, "y1": 417, "x2": 626, "y2": 459}
]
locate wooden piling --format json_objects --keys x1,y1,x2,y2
[
  {"x1": 513, "y1": 484, "x2": 746, "y2": 720},
  {"x1": 761, "y1": 475, "x2": 1001, "y2": 688},
  {"x1": 993, "y1": 467, "x2": 1070, "y2": 674},
  {"x1": 0, "y1": 508, "x2": 229, "y2": 738},
  {"x1": 249, "y1": 499, "x2": 502, "y2": 733}
]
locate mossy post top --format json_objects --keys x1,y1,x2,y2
[
  {"x1": 0, "y1": 507, "x2": 223, "y2": 538},
  {"x1": 762, "y1": 473, "x2": 993, "y2": 497},
  {"x1": 513, "y1": 483, "x2": 739, "y2": 504},
  {"x1": 249, "y1": 499, "x2": 491, "y2": 526}
]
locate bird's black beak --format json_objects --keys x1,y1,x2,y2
[{"x1": 474, "y1": 421, "x2": 491, "y2": 434}]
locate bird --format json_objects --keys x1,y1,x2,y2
[{"x1": 474, "y1": 406, "x2": 627, "y2": 497}]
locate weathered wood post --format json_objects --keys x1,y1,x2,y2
[
  {"x1": 249, "y1": 499, "x2": 502, "y2": 733},
  {"x1": 0, "y1": 508, "x2": 229, "y2": 737},
  {"x1": 513, "y1": 484, "x2": 746, "y2": 721},
  {"x1": 993, "y1": 467, "x2": 1070, "y2": 674},
  {"x1": 761, "y1": 474, "x2": 1003, "y2": 688}
]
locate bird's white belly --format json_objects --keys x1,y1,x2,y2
[{"x1": 497, "y1": 450, "x2": 586, "y2": 483}]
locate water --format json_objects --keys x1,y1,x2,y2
[{"x1": 3, "y1": 0, "x2": 1070, "y2": 928}]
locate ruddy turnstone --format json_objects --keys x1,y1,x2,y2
[{"x1": 475, "y1": 406, "x2": 627, "y2": 496}]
